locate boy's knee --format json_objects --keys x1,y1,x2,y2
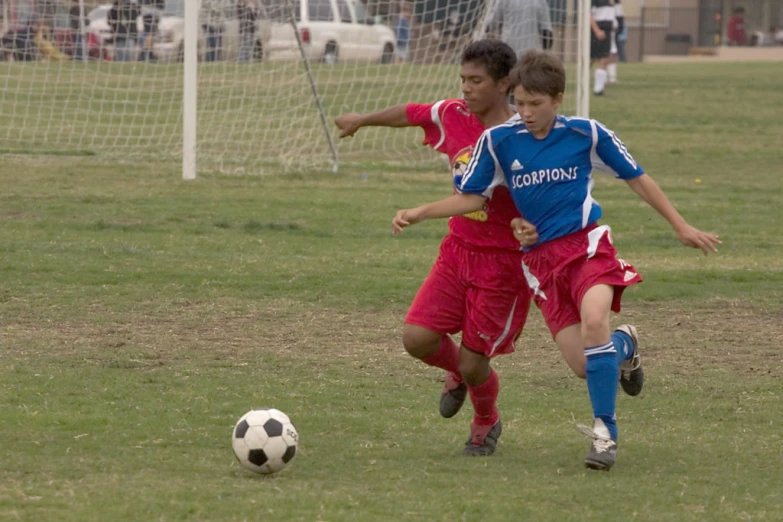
[{"x1": 402, "y1": 324, "x2": 440, "y2": 359}]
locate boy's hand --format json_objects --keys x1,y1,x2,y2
[
  {"x1": 510, "y1": 217, "x2": 538, "y2": 247},
  {"x1": 675, "y1": 224, "x2": 721, "y2": 255},
  {"x1": 392, "y1": 208, "x2": 423, "y2": 235},
  {"x1": 334, "y1": 113, "x2": 363, "y2": 138}
]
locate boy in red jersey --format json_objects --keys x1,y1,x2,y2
[{"x1": 335, "y1": 40, "x2": 532, "y2": 456}]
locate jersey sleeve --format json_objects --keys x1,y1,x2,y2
[
  {"x1": 591, "y1": 119, "x2": 644, "y2": 180},
  {"x1": 405, "y1": 101, "x2": 447, "y2": 151},
  {"x1": 455, "y1": 129, "x2": 506, "y2": 198}
]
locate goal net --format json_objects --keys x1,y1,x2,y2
[{"x1": 0, "y1": 0, "x2": 589, "y2": 176}]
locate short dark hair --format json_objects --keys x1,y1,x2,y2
[
  {"x1": 461, "y1": 39, "x2": 517, "y2": 83},
  {"x1": 734, "y1": 7, "x2": 745, "y2": 14},
  {"x1": 509, "y1": 50, "x2": 566, "y2": 98}
]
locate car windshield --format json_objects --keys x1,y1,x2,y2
[
  {"x1": 353, "y1": 0, "x2": 370, "y2": 23},
  {"x1": 89, "y1": 6, "x2": 110, "y2": 21},
  {"x1": 262, "y1": 0, "x2": 302, "y2": 22},
  {"x1": 164, "y1": 0, "x2": 184, "y2": 17}
]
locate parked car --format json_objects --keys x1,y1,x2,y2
[
  {"x1": 87, "y1": 2, "x2": 270, "y2": 62},
  {"x1": 86, "y1": 4, "x2": 191, "y2": 61},
  {"x1": 259, "y1": 0, "x2": 396, "y2": 63},
  {"x1": 86, "y1": 0, "x2": 394, "y2": 64}
]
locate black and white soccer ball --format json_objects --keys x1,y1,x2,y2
[{"x1": 232, "y1": 409, "x2": 298, "y2": 475}]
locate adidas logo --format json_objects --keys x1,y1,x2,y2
[
  {"x1": 511, "y1": 159, "x2": 524, "y2": 171},
  {"x1": 623, "y1": 270, "x2": 638, "y2": 282}
]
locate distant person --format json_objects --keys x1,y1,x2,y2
[
  {"x1": 69, "y1": 0, "x2": 86, "y2": 60},
  {"x1": 138, "y1": 11, "x2": 160, "y2": 62},
  {"x1": 760, "y1": 27, "x2": 781, "y2": 47},
  {"x1": 486, "y1": 0, "x2": 553, "y2": 56},
  {"x1": 726, "y1": 7, "x2": 747, "y2": 46},
  {"x1": 34, "y1": 20, "x2": 70, "y2": 61},
  {"x1": 438, "y1": 8, "x2": 463, "y2": 55},
  {"x1": 0, "y1": 20, "x2": 37, "y2": 61},
  {"x1": 590, "y1": 0, "x2": 614, "y2": 96},
  {"x1": 616, "y1": 19, "x2": 628, "y2": 62},
  {"x1": 607, "y1": 0, "x2": 623, "y2": 84},
  {"x1": 394, "y1": 2, "x2": 413, "y2": 63},
  {"x1": 201, "y1": 0, "x2": 226, "y2": 62},
  {"x1": 237, "y1": 0, "x2": 257, "y2": 62},
  {"x1": 108, "y1": 0, "x2": 140, "y2": 62}
]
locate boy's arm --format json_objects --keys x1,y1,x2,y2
[
  {"x1": 594, "y1": 121, "x2": 720, "y2": 255},
  {"x1": 392, "y1": 194, "x2": 486, "y2": 234},
  {"x1": 334, "y1": 105, "x2": 410, "y2": 138},
  {"x1": 625, "y1": 175, "x2": 720, "y2": 255}
]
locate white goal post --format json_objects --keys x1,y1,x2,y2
[{"x1": 0, "y1": 0, "x2": 590, "y2": 178}]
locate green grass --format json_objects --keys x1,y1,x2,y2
[{"x1": 1, "y1": 62, "x2": 783, "y2": 521}]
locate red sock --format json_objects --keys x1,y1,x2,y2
[
  {"x1": 421, "y1": 336, "x2": 461, "y2": 377},
  {"x1": 468, "y1": 369, "x2": 499, "y2": 426}
]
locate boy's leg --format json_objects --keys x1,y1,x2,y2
[
  {"x1": 554, "y1": 311, "x2": 641, "y2": 396},
  {"x1": 554, "y1": 324, "x2": 586, "y2": 378},
  {"x1": 404, "y1": 236, "x2": 468, "y2": 417},
  {"x1": 459, "y1": 345, "x2": 502, "y2": 456},
  {"x1": 459, "y1": 250, "x2": 529, "y2": 456},
  {"x1": 614, "y1": 324, "x2": 644, "y2": 396},
  {"x1": 580, "y1": 283, "x2": 619, "y2": 470}
]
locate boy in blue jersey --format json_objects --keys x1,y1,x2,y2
[{"x1": 391, "y1": 50, "x2": 720, "y2": 470}]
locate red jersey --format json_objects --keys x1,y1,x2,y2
[
  {"x1": 727, "y1": 15, "x2": 747, "y2": 45},
  {"x1": 406, "y1": 99, "x2": 522, "y2": 251}
]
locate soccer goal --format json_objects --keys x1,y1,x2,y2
[{"x1": 0, "y1": 0, "x2": 590, "y2": 178}]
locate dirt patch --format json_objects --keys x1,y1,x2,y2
[{"x1": 3, "y1": 298, "x2": 781, "y2": 375}]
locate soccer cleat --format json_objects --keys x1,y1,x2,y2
[
  {"x1": 616, "y1": 324, "x2": 644, "y2": 396},
  {"x1": 593, "y1": 90, "x2": 605, "y2": 96},
  {"x1": 579, "y1": 419, "x2": 617, "y2": 471},
  {"x1": 463, "y1": 419, "x2": 502, "y2": 456},
  {"x1": 439, "y1": 372, "x2": 467, "y2": 418}
]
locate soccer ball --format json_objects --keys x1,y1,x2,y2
[{"x1": 232, "y1": 409, "x2": 298, "y2": 475}]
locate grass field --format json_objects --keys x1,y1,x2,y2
[{"x1": 2, "y1": 62, "x2": 783, "y2": 521}]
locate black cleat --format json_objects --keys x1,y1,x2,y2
[
  {"x1": 439, "y1": 372, "x2": 467, "y2": 418},
  {"x1": 580, "y1": 420, "x2": 617, "y2": 471},
  {"x1": 463, "y1": 419, "x2": 502, "y2": 456},
  {"x1": 616, "y1": 324, "x2": 644, "y2": 396}
]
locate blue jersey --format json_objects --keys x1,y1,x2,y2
[{"x1": 458, "y1": 115, "x2": 644, "y2": 247}]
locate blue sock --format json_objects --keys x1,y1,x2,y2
[
  {"x1": 585, "y1": 343, "x2": 620, "y2": 441},
  {"x1": 612, "y1": 330, "x2": 634, "y2": 367}
]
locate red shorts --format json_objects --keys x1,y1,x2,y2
[
  {"x1": 405, "y1": 234, "x2": 531, "y2": 358},
  {"x1": 521, "y1": 224, "x2": 642, "y2": 337}
]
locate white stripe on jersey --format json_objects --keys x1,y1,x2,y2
[
  {"x1": 582, "y1": 176, "x2": 596, "y2": 228},
  {"x1": 596, "y1": 120, "x2": 638, "y2": 169},
  {"x1": 460, "y1": 131, "x2": 489, "y2": 189},
  {"x1": 588, "y1": 119, "x2": 619, "y2": 177},
  {"x1": 430, "y1": 100, "x2": 446, "y2": 151}
]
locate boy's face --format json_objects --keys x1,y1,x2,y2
[
  {"x1": 460, "y1": 61, "x2": 510, "y2": 116},
  {"x1": 513, "y1": 86, "x2": 563, "y2": 135}
]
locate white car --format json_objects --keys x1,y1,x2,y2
[
  {"x1": 86, "y1": 4, "x2": 191, "y2": 62},
  {"x1": 87, "y1": 0, "x2": 394, "y2": 64},
  {"x1": 259, "y1": 0, "x2": 396, "y2": 63}
]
